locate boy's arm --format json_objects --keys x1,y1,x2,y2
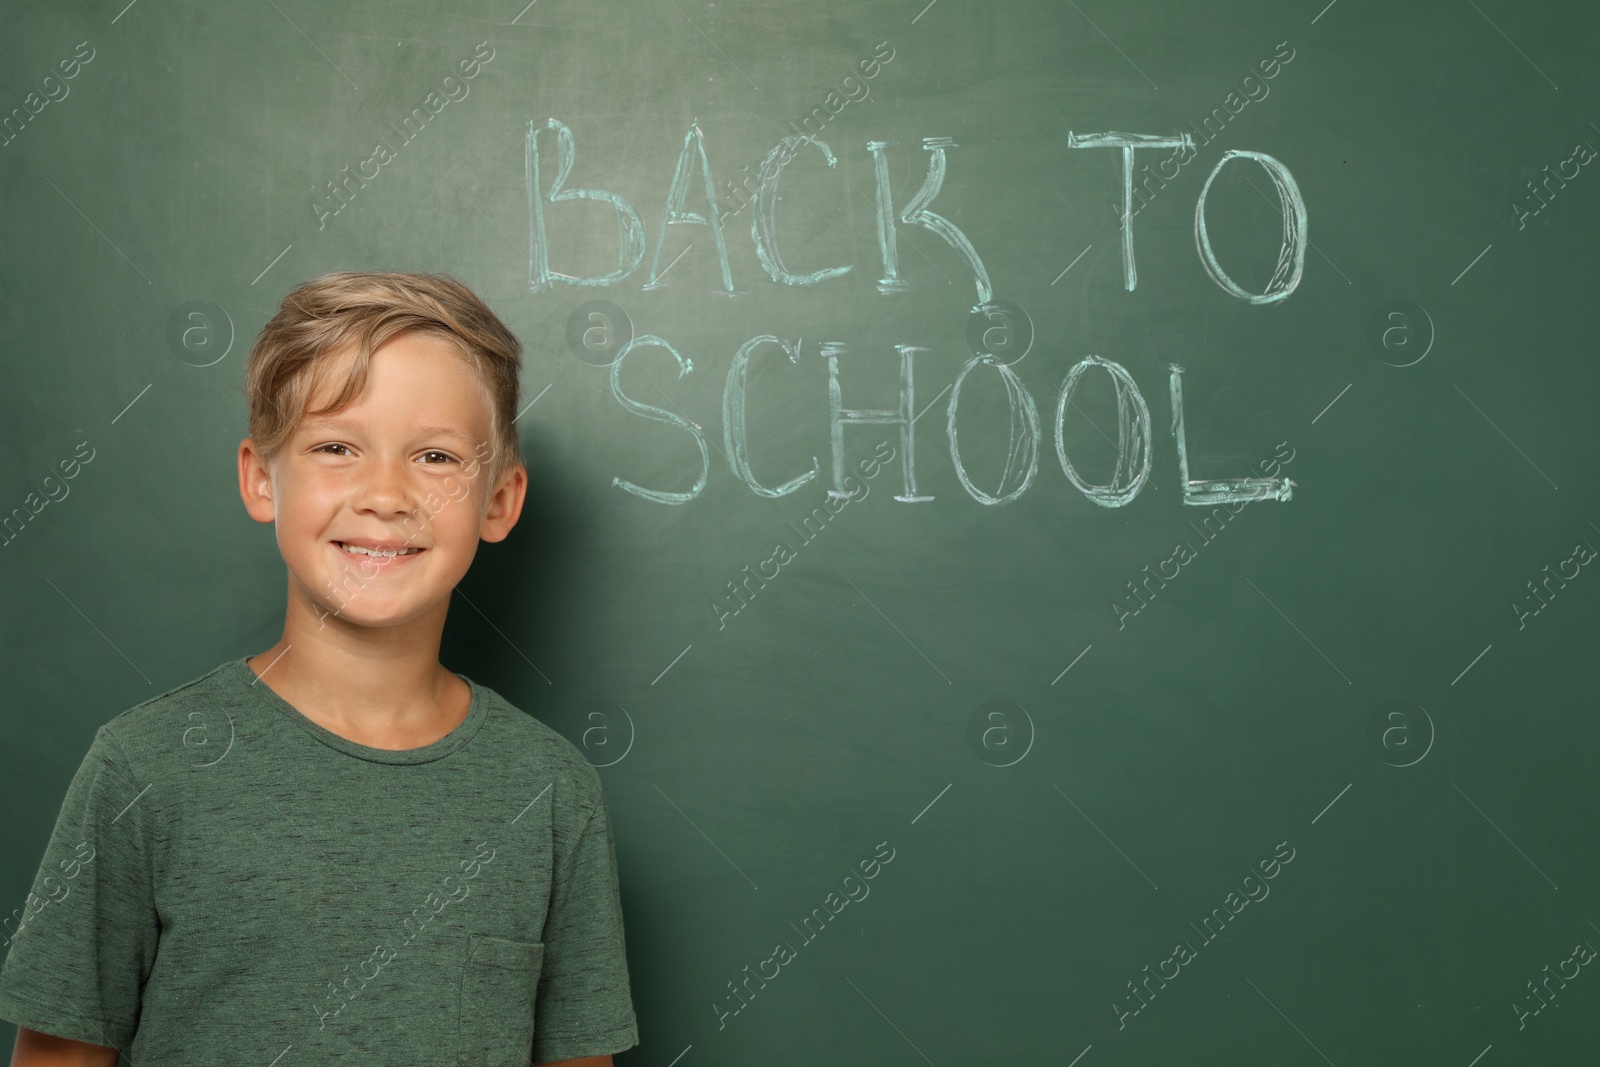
[
  {"x1": 12, "y1": 1035, "x2": 616, "y2": 1067},
  {"x1": 529, "y1": 788, "x2": 639, "y2": 1064},
  {"x1": 0, "y1": 729, "x2": 159, "y2": 1050},
  {"x1": 10, "y1": 1027, "x2": 119, "y2": 1066},
  {"x1": 13, "y1": 1032, "x2": 613, "y2": 1067},
  {"x1": 11, "y1": 1028, "x2": 614, "y2": 1067}
]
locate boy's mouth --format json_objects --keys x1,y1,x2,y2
[{"x1": 331, "y1": 540, "x2": 426, "y2": 561}]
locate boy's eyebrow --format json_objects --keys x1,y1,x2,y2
[
  {"x1": 413, "y1": 424, "x2": 479, "y2": 445},
  {"x1": 302, "y1": 417, "x2": 478, "y2": 445}
]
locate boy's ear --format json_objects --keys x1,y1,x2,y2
[
  {"x1": 478, "y1": 462, "x2": 527, "y2": 543},
  {"x1": 238, "y1": 439, "x2": 276, "y2": 524}
]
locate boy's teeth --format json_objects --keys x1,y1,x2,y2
[{"x1": 339, "y1": 543, "x2": 419, "y2": 557}]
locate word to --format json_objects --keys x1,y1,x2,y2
[
  {"x1": 1514, "y1": 537, "x2": 1596, "y2": 630},
  {"x1": 713, "y1": 840, "x2": 896, "y2": 1029},
  {"x1": 1114, "y1": 840, "x2": 1296, "y2": 1030}
]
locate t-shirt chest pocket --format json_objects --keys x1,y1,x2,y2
[{"x1": 458, "y1": 933, "x2": 545, "y2": 1067}]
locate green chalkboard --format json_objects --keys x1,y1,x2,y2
[{"x1": 4, "y1": 0, "x2": 1600, "y2": 1062}]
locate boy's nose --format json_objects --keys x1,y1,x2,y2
[{"x1": 352, "y1": 456, "x2": 417, "y2": 515}]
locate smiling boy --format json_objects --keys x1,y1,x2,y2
[{"x1": 0, "y1": 272, "x2": 638, "y2": 1065}]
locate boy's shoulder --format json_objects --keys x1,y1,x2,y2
[
  {"x1": 467, "y1": 675, "x2": 604, "y2": 792},
  {"x1": 90, "y1": 657, "x2": 238, "y2": 758},
  {"x1": 91, "y1": 659, "x2": 601, "y2": 802}
]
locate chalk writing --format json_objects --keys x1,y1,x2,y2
[
  {"x1": 869, "y1": 136, "x2": 993, "y2": 305},
  {"x1": 947, "y1": 354, "x2": 1040, "y2": 506},
  {"x1": 1194, "y1": 149, "x2": 1308, "y2": 304},
  {"x1": 824, "y1": 343, "x2": 932, "y2": 503},
  {"x1": 529, "y1": 118, "x2": 1303, "y2": 304},
  {"x1": 1064, "y1": 130, "x2": 1318, "y2": 302},
  {"x1": 752, "y1": 136, "x2": 852, "y2": 287},
  {"x1": 1170, "y1": 365, "x2": 1295, "y2": 505},
  {"x1": 645, "y1": 119, "x2": 736, "y2": 295},
  {"x1": 609, "y1": 334, "x2": 710, "y2": 504},
  {"x1": 527, "y1": 118, "x2": 647, "y2": 289},
  {"x1": 1056, "y1": 355, "x2": 1151, "y2": 507},
  {"x1": 1068, "y1": 130, "x2": 1193, "y2": 291},
  {"x1": 533, "y1": 115, "x2": 1311, "y2": 506},
  {"x1": 604, "y1": 337, "x2": 1300, "y2": 511},
  {"x1": 723, "y1": 335, "x2": 818, "y2": 497}
]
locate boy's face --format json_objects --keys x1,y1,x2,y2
[{"x1": 238, "y1": 330, "x2": 525, "y2": 634}]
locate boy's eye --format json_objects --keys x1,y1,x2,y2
[
  {"x1": 420, "y1": 451, "x2": 456, "y2": 465},
  {"x1": 314, "y1": 443, "x2": 351, "y2": 457}
]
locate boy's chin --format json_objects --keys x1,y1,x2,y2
[
  {"x1": 310, "y1": 602, "x2": 439, "y2": 631},
  {"x1": 296, "y1": 586, "x2": 449, "y2": 630}
]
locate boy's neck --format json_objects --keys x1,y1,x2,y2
[{"x1": 245, "y1": 584, "x2": 470, "y2": 749}]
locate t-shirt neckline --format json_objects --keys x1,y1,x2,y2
[{"x1": 231, "y1": 656, "x2": 487, "y2": 765}]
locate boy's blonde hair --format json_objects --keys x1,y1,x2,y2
[{"x1": 244, "y1": 271, "x2": 523, "y2": 488}]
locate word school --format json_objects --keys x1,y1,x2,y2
[{"x1": 603, "y1": 335, "x2": 1295, "y2": 510}]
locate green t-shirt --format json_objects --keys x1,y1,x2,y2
[{"x1": 0, "y1": 658, "x2": 639, "y2": 1064}]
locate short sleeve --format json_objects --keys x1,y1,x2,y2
[
  {"x1": 530, "y1": 792, "x2": 639, "y2": 1063},
  {"x1": 0, "y1": 727, "x2": 159, "y2": 1048}
]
